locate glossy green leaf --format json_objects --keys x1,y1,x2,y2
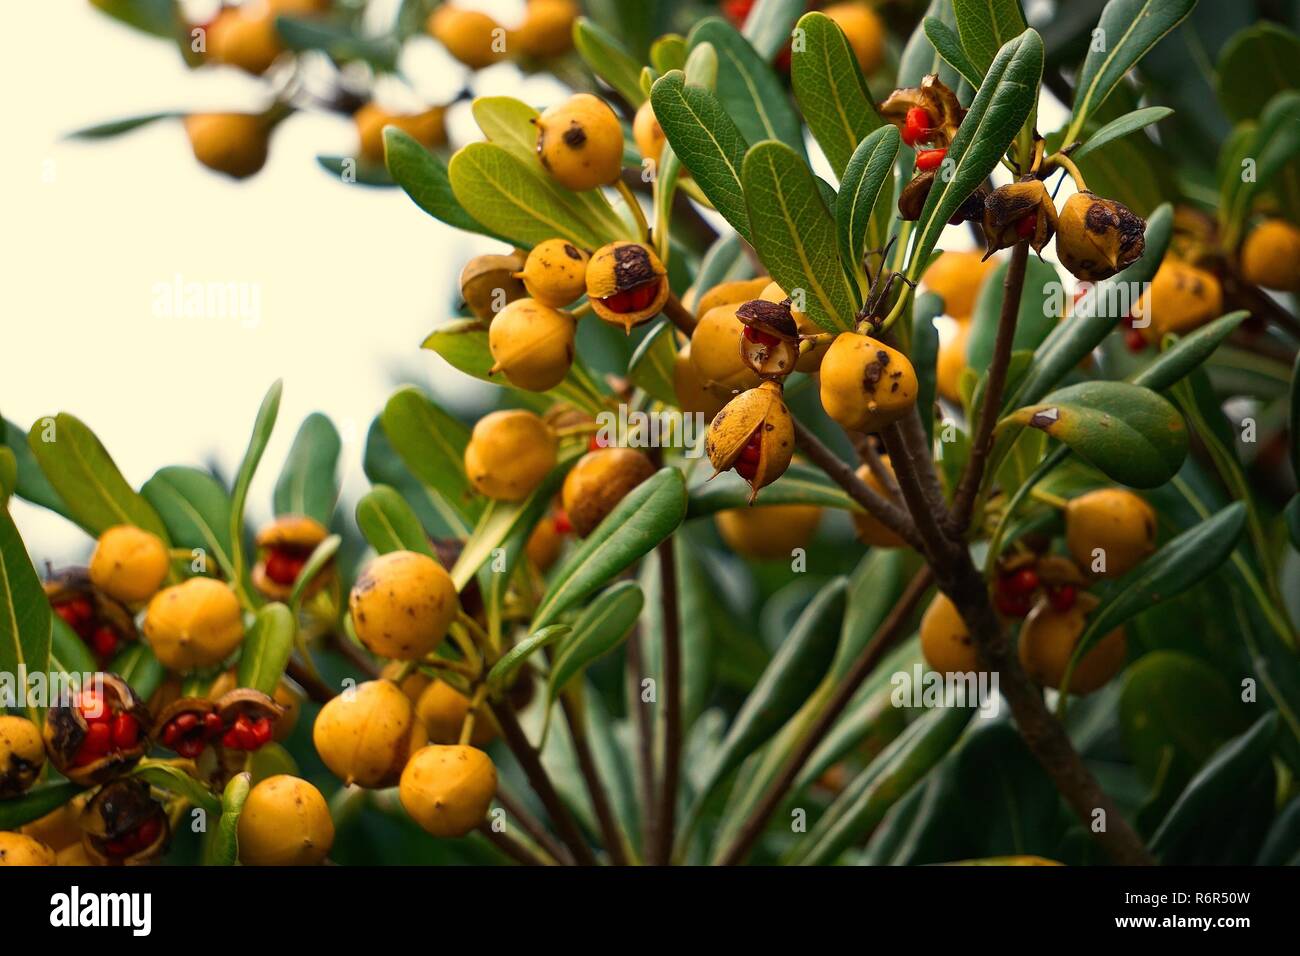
[
  {"x1": 1292, "y1": 349, "x2": 1300, "y2": 481},
  {"x1": 1074, "y1": 106, "x2": 1174, "y2": 160},
  {"x1": 1223, "y1": 92, "x2": 1300, "y2": 238},
  {"x1": 288, "y1": 535, "x2": 339, "y2": 612},
  {"x1": 141, "y1": 466, "x2": 237, "y2": 582},
  {"x1": 380, "y1": 386, "x2": 480, "y2": 537},
  {"x1": 1005, "y1": 381, "x2": 1188, "y2": 488},
  {"x1": 1062, "y1": 504, "x2": 1246, "y2": 697},
  {"x1": 2, "y1": 418, "x2": 68, "y2": 518},
  {"x1": 836, "y1": 125, "x2": 901, "y2": 287},
  {"x1": 627, "y1": 321, "x2": 678, "y2": 405},
  {"x1": 1067, "y1": 0, "x2": 1196, "y2": 139},
  {"x1": 51, "y1": 616, "x2": 97, "y2": 678},
  {"x1": 87, "y1": 0, "x2": 178, "y2": 39},
  {"x1": 651, "y1": 71, "x2": 752, "y2": 239},
  {"x1": 640, "y1": 536, "x2": 713, "y2": 728},
  {"x1": 793, "y1": 705, "x2": 973, "y2": 865},
  {"x1": 548, "y1": 581, "x2": 644, "y2": 703},
  {"x1": 246, "y1": 742, "x2": 299, "y2": 786},
  {"x1": 743, "y1": 0, "x2": 805, "y2": 59},
  {"x1": 275, "y1": 15, "x2": 398, "y2": 69},
  {"x1": 966, "y1": 255, "x2": 1059, "y2": 369},
  {"x1": 743, "y1": 141, "x2": 859, "y2": 332},
  {"x1": 0, "y1": 507, "x2": 51, "y2": 703},
  {"x1": 1131, "y1": 311, "x2": 1248, "y2": 392},
  {"x1": 67, "y1": 111, "x2": 179, "y2": 140},
  {"x1": 1257, "y1": 797, "x2": 1300, "y2": 866},
  {"x1": 356, "y1": 486, "x2": 435, "y2": 557},
  {"x1": 651, "y1": 34, "x2": 688, "y2": 74},
  {"x1": 237, "y1": 603, "x2": 295, "y2": 696},
  {"x1": 205, "y1": 772, "x2": 251, "y2": 866},
  {"x1": 899, "y1": 0, "x2": 967, "y2": 92},
  {"x1": 686, "y1": 462, "x2": 857, "y2": 516},
  {"x1": 923, "y1": 16, "x2": 982, "y2": 89},
  {"x1": 315, "y1": 155, "x2": 394, "y2": 187},
  {"x1": 951, "y1": 0, "x2": 1026, "y2": 77},
  {"x1": 273, "y1": 413, "x2": 340, "y2": 526},
  {"x1": 906, "y1": 29, "x2": 1044, "y2": 283},
  {"x1": 1216, "y1": 22, "x2": 1300, "y2": 123},
  {"x1": 951, "y1": 721, "x2": 1064, "y2": 857},
  {"x1": 229, "y1": 381, "x2": 282, "y2": 587},
  {"x1": 689, "y1": 18, "x2": 803, "y2": 160},
  {"x1": 792, "y1": 12, "x2": 884, "y2": 178},
  {"x1": 26, "y1": 413, "x2": 169, "y2": 541},
  {"x1": 485, "y1": 624, "x2": 570, "y2": 699},
  {"x1": 0, "y1": 449, "x2": 14, "y2": 504},
  {"x1": 0, "y1": 782, "x2": 83, "y2": 831},
  {"x1": 574, "y1": 17, "x2": 646, "y2": 107},
  {"x1": 384, "y1": 128, "x2": 500, "y2": 240},
  {"x1": 532, "y1": 468, "x2": 687, "y2": 630},
  {"x1": 108, "y1": 642, "x2": 164, "y2": 701},
  {"x1": 912, "y1": 292, "x2": 942, "y2": 446},
  {"x1": 132, "y1": 760, "x2": 222, "y2": 816}
]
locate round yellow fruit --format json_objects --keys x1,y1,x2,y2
[
  {"x1": 428, "y1": 4, "x2": 509, "y2": 69},
  {"x1": 0, "y1": 716, "x2": 45, "y2": 797},
  {"x1": 487, "y1": 298, "x2": 576, "y2": 392},
  {"x1": 237, "y1": 775, "x2": 334, "y2": 866},
  {"x1": 633, "y1": 99, "x2": 666, "y2": 166},
  {"x1": 399, "y1": 745, "x2": 498, "y2": 838},
  {"x1": 690, "y1": 303, "x2": 762, "y2": 397},
  {"x1": 673, "y1": 345, "x2": 729, "y2": 419},
  {"x1": 184, "y1": 113, "x2": 270, "y2": 179},
  {"x1": 517, "y1": 239, "x2": 590, "y2": 308},
  {"x1": 349, "y1": 550, "x2": 458, "y2": 660},
  {"x1": 824, "y1": 2, "x2": 886, "y2": 74},
  {"x1": 354, "y1": 104, "x2": 446, "y2": 165},
  {"x1": 922, "y1": 251, "x2": 996, "y2": 319},
  {"x1": 1240, "y1": 219, "x2": 1300, "y2": 292},
  {"x1": 0, "y1": 832, "x2": 55, "y2": 866},
  {"x1": 714, "y1": 505, "x2": 821, "y2": 560},
  {"x1": 515, "y1": 0, "x2": 578, "y2": 58},
  {"x1": 936, "y1": 319, "x2": 971, "y2": 403},
  {"x1": 313, "y1": 680, "x2": 425, "y2": 788},
  {"x1": 819, "y1": 333, "x2": 918, "y2": 433},
  {"x1": 416, "y1": 680, "x2": 496, "y2": 746},
  {"x1": 560, "y1": 448, "x2": 656, "y2": 537},
  {"x1": 536, "y1": 93, "x2": 624, "y2": 191},
  {"x1": 1064, "y1": 488, "x2": 1157, "y2": 579},
  {"x1": 920, "y1": 593, "x2": 981, "y2": 675},
  {"x1": 143, "y1": 578, "x2": 244, "y2": 671},
  {"x1": 88, "y1": 525, "x2": 170, "y2": 604},
  {"x1": 1019, "y1": 600, "x2": 1126, "y2": 694},
  {"x1": 1132, "y1": 260, "x2": 1223, "y2": 343},
  {"x1": 851, "y1": 459, "x2": 906, "y2": 548},
  {"x1": 463, "y1": 409, "x2": 557, "y2": 502},
  {"x1": 206, "y1": 6, "x2": 281, "y2": 76}
]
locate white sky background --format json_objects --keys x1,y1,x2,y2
[{"x1": 2, "y1": 0, "x2": 1070, "y2": 568}]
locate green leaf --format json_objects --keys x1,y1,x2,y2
[
  {"x1": 912, "y1": 292, "x2": 943, "y2": 446},
  {"x1": 966, "y1": 255, "x2": 1059, "y2": 369},
  {"x1": 421, "y1": 320, "x2": 604, "y2": 418},
  {"x1": 1010, "y1": 203, "x2": 1172, "y2": 407},
  {"x1": 532, "y1": 468, "x2": 687, "y2": 630},
  {"x1": 1073, "y1": 106, "x2": 1174, "y2": 160},
  {"x1": 574, "y1": 17, "x2": 647, "y2": 107},
  {"x1": 792, "y1": 12, "x2": 884, "y2": 178},
  {"x1": 274, "y1": 15, "x2": 398, "y2": 69},
  {"x1": 1005, "y1": 381, "x2": 1188, "y2": 488},
  {"x1": 0, "y1": 507, "x2": 51, "y2": 705},
  {"x1": 923, "y1": 16, "x2": 982, "y2": 88},
  {"x1": 288, "y1": 535, "x2": 340, "y2": 612},
  {"x1": 384, "y1": 129, "x2": 502, "y2": 240},
  {"x1": 355, "y1": 486, "x2": 436, "y2": 557},
  {"x1": 449, "y1": 464, "x2": 567, "y2": 591},
  {"x1": 67, "y1": 111, "x2": 179, "y2": 140},
  {"x1": 743, "y1": 0, "x2": 805, "y2": 59},
  {"x1": 950, "y1": 721, "x2": 1064, "y2": 857},
  {"x1": 272, "y1": 413, "x2": 339, "y2": 526},
  {"x1": 689, "y1": 18, "x2": 803, "y2": 161},
  {"x1": 686, "y1": 462, "x2": 858, "y2": 516},
  {"x1": 87, "y1": 0, "x2": 179, "y2": 39},
  {"x1": 1292, "y1": 349, "x2": 1300, "y2": 481},
  {"x1": 51, "y1": 616, "x2": 97, "y2": 678},
  {"x1": 1150, "y1": 713, "x2": 1278, "y2": 864},
  {"x1": 315, "y1": 154, "x2": 394, "y2": 187},
  {"x1": 1131, "y1": 312, "x2": 1248, "y2": 392},
  {"x1": 1062, "y1": 504, "x2": 1246, "y2": 697},
  {"x1": 0, "y1": 782, "x2": 83, "y2": 831},
  {"x1": 1067, "y1": 0, "x2": 1196, "y2": 140},
  {"x1": 2, "y1": 418, "x2": 69, "y2": 518},
  {"x1": 793, "y1": 705, "x2": 973, "y2": 865},
  {"x1": 650, "y1": 34, "x2": 688, "y2": 74},
  {"x1": 743, "y1": 141, "x2": 859, "y2": 333},
  {"x1": 485, "y1": 624, "x2": 571, "y2": 699},
  {"x1": 627, "y1": 321, "x2": 678, "y2": 405},
  {"x1": 205, "y1": 772, "x2": 251, "y2": 866},
  {"x1": 1216, "y1": 22, "x2": 1300, "y2": 123},
  {"x1": 237, "y1": 603, "x2": 295, "y2": 696},
  {"x1": 547, "y1": 581, "x2": 644, "y2": 703},
  {"x1": 142, "y1": 466, "x2": 237, "y2": 582},
  {"x1": 108, "y1": 642, "x2": 164, "y2": 701},
  {"x1": 906, "y1": 29, "x2": 1044, "y2": 283},
  {"x1": 26, "y1": 413, "x2": 169, "y2": 541},
  {"x1": 951, "y1": 0, "x2": 1026, "y2": 77},
  {"x1": 229, "y1": 381, "x2": 282, "y2": 587},
  {"x1": 0, "y1": 448, "x2": 13, "y2": 504},
  {"x1": 899, "y1": 0, "x2": 968, "y2": 92},
  {"x1": 836, "y1": 125, "x2": 901, "y2": 288},
  {"x1": 651, "y1": 72, "x2": 752, "y2": 240},
  {"x1": 695, "y1": 579, "x2": 847, "y2": 810},
  {"x1": 1223, "y1": 92, "x2": 1300, "y2": 238},
  {"x1": 380, "y1": 386, "x2": 480, "y2": 537},
  {"x1": 132, "y1": 760, "x2": 222, "y2": 816}
]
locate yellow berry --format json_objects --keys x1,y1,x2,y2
[
  {"x1": 354, "y1": 104, "x2": 446, "y2": 165},
  {"x1": 184, "y1": 113, "x2": 270, "y2": 179},
  {"x1": 1019, "y1": 598, "x2": 1126, "y2": 694},
  {"x1": 143, "y1": 578, "x2": 244, "y2": 671},
  {"x1": 88, "y1": 525, "x2": 169, "y2": 604},
  {"x1": 487, "y1": 298, "x2": 576, "y2": 391},
  {"x1": 561, "y1": 448, "x2": 657, "y2": 537},
  {"x1": 313, "y1": 680, "x2": 426, "y2": 788},
  {"x1": 1064, "y1": 488, "x2": 1156, "y2": 579},
  {"x1": 518, "y1": 239, "x2": 590, "y2": 307},
  {"x1": 819, "y1": 333, "x2": 918, "y2": 433},
  {"x1": 851, "y1": 459, "x2": 906, "y2": 548},
  {"x1": 1241, "y1": 219, "x2": 1300, "y2": 292},
  {"x1": 714, "y1": 505, "x2": 821, "y2": 560},
  {"x1": 428, "y1": 4, "x2": 509, "y2": 69},
  {"x1": 463, "y1": 409, "x2": 557, "y2": 502},
  {"x1": 922, "y1": 251, "x2": 997, "y2": 319},
  {"x1": 536, "y1": 93, "x2": 624, "y2": 191},
  {"x1": 824, "y1": 2, "x2": 886, "y2": 74},
  {"x1": 416, "y1": 680, "x2": 497, "y2": 746},
  {"x1": 0, "y1": 716, "x2": 45, "y2": 797},
  {"x1": 0, "y1": 832, "x2": 55, "y2": 866},
  {"x1": 237, "y1": 775, "x2": 334, "y2": 866},
  {"x1": 920, "y1": 592, "x2": 981, "y2": 675},
  {"x1": 515, "y1": 0, "x2": 578, "y2": 58},
  {"x1": 399, "y1": 744, "x2": 498, "y2": 838},
  {"x1": 349, "y1": 551, "x2": 458, "y2": 660}
]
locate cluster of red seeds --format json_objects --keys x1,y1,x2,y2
[
  {"x1": 101, "y1": 816, "x2": 162, "y2": 859},
  {"x1": 600, "y1": 281, "x2": 659, "y2": 315},
  {"x1": 72, "y1": 688, "x2": 140, "y2": 766},
  {"x1": 993, "y1": 566, "x2": 1077, "y2": 617},
  {"x1": 223, "y1": 714, "x2": 273, "y2": 751},
  {"x1": 53, "y1": 596, "x2": 120, "y2": 660},
  {"x1": 743, "y1": 325, "x2": 782, "y2": 349},
  {"x1": 159, "y1": 711, "x2": 223, "y2": 759},
  {"x1": 263, "y1": 548, "x2": 308, "y2": 586},
  {"x1": 735, "y1": 429, "x2": 763, "y2": 482}
]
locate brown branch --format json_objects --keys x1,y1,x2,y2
[
  {"x1": 332, "y1": 631, "x2": 380, "y2": 680},
  {"x1": 286, "y1": 658, "x2": 336, "y2": 704},
  {"x1": 559, "y1": 692, "x2": 631, "y2": 865},
  {"x1": 625, "y1": 625, "x2": 658, "y2": 858},
  {"x1": 948, "y1": 239, "x2": 1030, "y2": 535},
  {"x1": 850, "y1": 431, "x2": 902, "y2": 501},
  {"x1": 880, "y1": 424, "x2": 949, "y2": 564},
  {"x1": 489, "y1": 701, "x2": 598, "y2": 866},
  {"x1": 663, "y1": 291, "x2": 698, "y2": 337},
  {"x1": 652, "y1": 540, "x2": 683, "y2": 866},
  {"x1": 716, "y1": 567, "x2": 934, "y2": 866},
  {"x1": 477, "y1": 821, "x2": 550, "y2": 866},
  {"x1": 495, "y1": 786, "x2": 573, "y2": 865}
]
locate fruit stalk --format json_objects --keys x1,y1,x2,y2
[
  {"x1": 652, "y1": 540, "x2": 683, "y2": 866},
  {"x1": 496, "y1": 785, "x2": 575, "y2": 865},
  {"x1": 559, "y1": 692, "x2": 632, "y2": 865},
  {"x1": 477, "y1": 821, "x2": 551, "y2": 867}
]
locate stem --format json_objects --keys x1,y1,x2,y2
[
  {"x1": 477, "y1": 822, "x2": 551, "y2": 866},
  {"x1": 285, "y1": 658, "x2": 336, "y2": 704},
  {"x1": 653, "y1": 540, "x2": 683, "y2": 866},
  {"x1": 458, "y1": 685, "x2": 488, "y2": 747},
  {"x1": 616, "y1": 178, "x2": 651, "y2": 242},
  {"x1": 625, "y1": 625, "x2": 659, "y2": 858},
  {"x1": 560, "y1": 692, "x2": 631, "y2": 866},
  {"x1": 1030, "y1": 488, "x2": 1069, "y2": 510},
  {"x1": 880, "y1": 422, "x2": 949, "y2": 563},
  {"x1": 948, "y1": 240, "x2": 1030, "y2": 535},
  {"x1": 663, "y1": 291, "x2": 697, "y2": 337},
  {"x1": 792, "y1": 420, "x2": 925, "y2": 551},
  {"x1": 488, "y1": 701, "x2": 598, "y2": 866},
  {"x1": 332, "y1": 632, "x2": 380, "y2": 680},
  {"x1": 495, "y1": 786, "x2": 573, "y2": 866},
  {"x1": 716, "y1": 567, "x2": 934, "y2": 866},
  {"x1": 851, "y1": 432, "x2": 901, "y2": 501},
  {"x1": 1052, "y1": 153, "x2": 1088, "y2": 192}
]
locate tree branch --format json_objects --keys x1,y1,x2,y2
[
  {"x1": 559, "y1": 692, "x2": 631, "y2": 865},
  {"x1": 625, "y1": 625, "x2": 659, "y2": 857},
  {"x1": 652, "y1": 540, "x2": 683, "y2": 866},
  {"x1": 477, "y1": 821, "x2": 551, "y2": 866},
  {"x1": 663, "y1": 291, "x2": 698, "y2": 337},
  {"x1": 495, "y1": 786, "x2": 573, "y2": 866}
]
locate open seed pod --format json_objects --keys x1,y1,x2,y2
[
  {"x1": 879, "y1": 74, "x2": 966, "y2": 148},
  {"x1": 736, "y1": 298, "x2": 801, "y2": 378},
  {"x1": 44, "y1": 674, "x2": 151, "y2": 786},
  {"x1": 154, "y1": 697, "x2": 223, "y2": 759},
  {"x1": 705, "y1": 380, "x2": 795, "y2": 502},
  {"x1": 982, "y1": 178, "x2": 1058, "y2": 257},
  {"x1": 44, "y1": 568, "x2": 138, "y2": 664},
  {"x1": 213, "y1": 689, "x2": 285, "y2": 753},
  {"x1": 898, "y1": 169, "x2": 935, "y2": 221},
  {"x1": 81, "y1": 778, "x2": 170, "y2": 866},
  {"x1": 0, "y1": 716, "x2": 45, "y2": 797},
  {"x1": 459, "y1": 253, "x2": 528, "y2": 321},
  {"x1": 586, "y1": 241, "x2": 669, "y2": 333},
  {"x1": 251, "y1": 514, "x2": 331, "y2": 601},
  {"x1": 1056, "y1": 191, "x2": 1146, "y2": 281}
]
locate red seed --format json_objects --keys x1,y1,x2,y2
[
  {"x1": 111, "y1": 713, "x2": 139, "y2": 750},
  {"x1": 222, "y1": 727, "x2": 242, "y2": 749},
  {"x1": 1005, "y1": 567, "x2": 1039, "y2": 596},
  {"x1": 600, "y1": 281, "x2": 660, "y2": 315},
  {"x1": 742, "y1": 325, "x2": 781, "y2": 348},
  {"x1": 915, "y1": 147, "x2": 947, "y2": 171},
  {"x1": 1015, "y1": 214, "x2": 1037, "y2": 239},
  {"x1": 1124, "y1": 328, "x2": 1147, "y2": 353},
  {"x1": 1049, "y1": 584, "x2": 1077, "y2": 612},
  {"x1": 902, "y1": 107, "x2": 932, "y2": 147},
  {"x1": 553, "y1": 510, "x2": 573, "y2": 535},
  {"x1": 90, "y1": 626, "x2": 118, "y2": 660},
  {"x1": 264, "y1": 549, "x2": 307, "y2": 586},
  {"x1": 250, "y1": 718, "x2": 273, "y2": 748},
  {"x1": 177, "y1": 738, "x2": 206, "y2": 759},
  {"x1": 79, "y1": 690, "x2": 109, "y2": 724},
  {"x1": 131, "y1": 817, "x2": 161, "y2": 851},
  {"x1": 66, "y1": 597, "x2": 94, "y2": 624},
  {"x1": 174, "y1": 713, "x2": 199, "y2": 733},
  {"x1": 104, "y1": 838, "x2": 132, "y2": 857},
  {"x1": 735, "y1": 431, "x2": 763, "y2": 482},
  {"x1": 83, "y1": 721, "x2": 112, "y2": 756},
  {"x1": 203, "y1": 712, "x2": 223, "y2": 737}
]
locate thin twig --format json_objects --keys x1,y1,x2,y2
[
  {"x1": 850, "y1": 431, "x2": 902, "y2": 500},
  {"x1": 331, "y1": 631, "x2": 380, "y2": 680},
  {"x1": 653, "y1": 540, "x2": 683, "y2": 866},
  {"x1": 663, "y1": 292, "x2": 698, "y2": 338},
  {"x1": 477, "y1": 821, "x2": 551, "y2": 866},
  {"x1": 489, "y1": 701, "x2": 598, "y2": 866},
  {"x1": 948, "y1": 240, "x2": 1030, "y2": 535},
  {"x1": 626, "y1": 625, "x2": 659, "y2": 859},
  {"x1": 716, "y1": 567, "x2": 934, "y2": 866},
  {"x1": 560, "y1": 692, "x2": 631, "y2": 865},
  {"x1": 286, "y1": 658, "x2": 336, "y2": 704},
  {"x1": 495, "y1": 786, "x2": 573, "y2": 865}
]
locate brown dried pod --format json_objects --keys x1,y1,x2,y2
[
  {"x1": 154, "y1": 697, "x2": 222, "y2": 759},
  {"x1": 212, "y1": 689, "x2": 285, "y2": 753},
  {"x1": 44, "y1": 568, "x2": 138, "y2": 664},
  {"x1": 736, "y1": 298, "x2": 801, "y2": 378},
  {"x1": 705, "y1": 380, "x2": 796, "y2": 502},
  {"x1": 1056, "y1": 191, "x2": 1146, "y2": 282},
  {"x1": 982, "y1": 178, "x2": 1058, "y2": 257},
  {"x1": 459, "y1": 253, "x2": 528, "y2": 321},
  {"x1": 586, "y1": 241, "x2": 670, "y2": 333},
  {"x1": 81, "y1": 778, "x2": 170, "y2": 866},
  {"x1": 252, "y1": 514, "x2": 332, "y2": 601},
  {"x1": 898, "y1": 169, "x2": 935, "y2": 221},
  {"x1": 43, "y1": 674, "x2": 151, "y2": 786},
  {"x1": 879, "y1": 74, "x2": 966, "y2": 148}
]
